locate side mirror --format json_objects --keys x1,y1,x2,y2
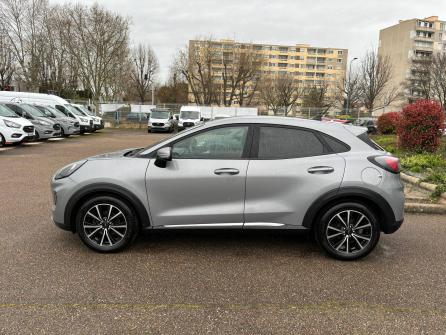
[
  {"x1": 69, "y1": 113, "x2": 75, "y2": 118},
  {"x1": 200, "y1": 117, "x2": 204, "y2": 121},
  {"x1": 155, "y1": 147, "x2": 172, "y2": 168},
  {"x1": 169, "y1": 115, "x2": 173, "y2": 120}
]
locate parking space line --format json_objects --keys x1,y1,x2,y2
[{"x1": 23, "y1": 142, "x2": 43, "y2": 146}]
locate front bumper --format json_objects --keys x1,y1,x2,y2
[
  {"x1": 148, "y1": 125, "x2": 171, "y2": 132},
  {"x1": 80, "y1": 125, "x2": 93, "y2": 132},
  {"x1": 382, "y1": 219, "x2": 404, "y2": 234}
]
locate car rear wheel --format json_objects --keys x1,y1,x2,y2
[
  {"x1": 316, "y1": 202, "x2": 380, "y2": 261},
  {"x1": 0, "y1": 133, "x2": 5, "y2": 147},
  {"x1": 76, "y1": 196, "x2": 139, "y2": 252}
]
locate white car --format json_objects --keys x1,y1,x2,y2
[
  {"x1": 72, "y1": 104, "x2": 103, "y2": 131},
  {"x1": 148, "y1": 109, "x2": 175, "y2": 133},
  {"x1": 178, "y1": 106, "x2": 203, "y2": 131},
  {"x1": 0, "y1": 104, "x2": 35, "y2": 146}
]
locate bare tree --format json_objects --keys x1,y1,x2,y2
[
  {"x1": 129, "y1": 43, "x2": 158, "y2": 103},
  {"x1": 220, "y1": 45, "x2": 262, "y2": 106},
  {"x1": 430, "y1": 53, "x2": 446, "y2": 109},
  {"x1": 337, "y1": 70, "x2": 361, "y2": 113},
  {"x1": 174, "y1": 38, "x2": 221, "y2": 105},
  {"x1": 60, "y1": 3, "x2": 130, "y2": 105},
  {"x1": 0, "y1": 35, "x2": 16, "y2": 88},
  {"x1": 359, "y1": 50, "x2": 395, "y2": 113},
  {"x1": 259, "y1": 74, "x2": 303, "y2": 115},
  {"x1": 302, "y1": 82, "x2": 336, "y2": 109},
  {"x1": 0, "y1": 0, "x2": 49, "y2": 89}
]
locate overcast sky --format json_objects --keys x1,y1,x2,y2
[{"x1": 53, "y1": 0, "x2": 446, "y2": 82}]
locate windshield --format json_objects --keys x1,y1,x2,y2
[
  {"x1": 151, "y1": 111, "x2": 170, "y2": 119},
  {"x1": 45, "y1": 106, "x2": 68, "y2": 119},
  {"x1": 0, "y1": 104, "x2": 19, "y2": 118},
  {"x1": 22, "y1": 104, "x2": 46, "y2": 117},
  {"x1": 65, "y1": 104, "x2": 85, "y2": 117},
  {"x1": 75, "y1": 105, "x2": 94, "y2": 116},
  {"x1": 180, "y1": 111, "x2": 200, "y2": 119}
]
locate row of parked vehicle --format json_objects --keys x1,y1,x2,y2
[{"x1": 0, "y1": 92, "x2": 103, "y2": 147}]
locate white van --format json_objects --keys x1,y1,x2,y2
[
  {"x1": 148, "y1": 108, "x2": 175, "y2": 133},
  {"x1": 0, "y1": 92, "x2": 93, "y2": 133},
  {"x1": 178, "y1": 106, "x2": 203, "y2": 131},
  {"x1": 72, "y1": 104, "x2": 103, "y2": 131},
  {"x1": 0, "y1": 104, "x2": 35, "y2": 146}
]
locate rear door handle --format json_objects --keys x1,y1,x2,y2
[
  {"x1": 307, "y1": 166, "x2": 334, "y2": 174},
  {"x1": 214, "y1": 168, "x2": 240, "y2": 175}
]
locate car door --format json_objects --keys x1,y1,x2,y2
[
  {"x1": 244, "y1": 125, "x2": 346, "y2": 228},
  {"x1": 146, "y1": 125, "x2": 252, "y2": 228}
]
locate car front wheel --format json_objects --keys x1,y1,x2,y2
[
  {"x1": 76, "y1": 196, "x2": 139, "y2": 252},
  {"x1": 316, "y1": 202, "x2": 380, "y2": 260}
]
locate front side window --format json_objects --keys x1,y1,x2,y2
[
  {"x1": 257, "y1": 126, "x2": 325, "y2": 159},
  {"x1": 172, "y1": 126, "x2": 249, "y2": 159}
]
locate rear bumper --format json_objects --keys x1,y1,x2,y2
[{"x1": 382, "y1": 219, "x2": 404, "y2": 234}]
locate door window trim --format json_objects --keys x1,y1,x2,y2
[
  {"x1": 250, "y1": 124, "x2": 345, "y2": 160},
  {"x1": 147, "y1": 124, "x2": 255, "y2": 160}
]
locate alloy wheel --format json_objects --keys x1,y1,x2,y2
[
  {"x1": 82, "y1": 203, "x2": 128, "y2": 248},
  {"x1": 325, "y1": 210, "x2": 373, "y2": 255}
]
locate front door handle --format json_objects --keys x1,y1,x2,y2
[
  {"x1": 307, "y1": 166, "x2": 334, "y2": 174},
  {"x1": 214, "y1": 168, "x2": 240, "y2": 175}
]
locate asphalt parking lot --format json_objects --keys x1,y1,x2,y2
[{"x1": 0, "y1": 129, "x2": 446, "y2": 334}]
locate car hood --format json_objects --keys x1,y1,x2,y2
[
  {"x1": 88, "y1": 148, "x2": 139, "y2": 160},
  {"x1": 37, "y1": 116, "x2": 56, "y2": 124},
  {"x1": 1, "y1": 116, "x2": 33, "y2": 126}
]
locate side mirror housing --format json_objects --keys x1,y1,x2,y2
[
  {"x1": 155, "y1": 147, "x2": 172, "y2": 168},
  {"x1": 200, "y1": 117, "x2": 204, "y2": 121}
]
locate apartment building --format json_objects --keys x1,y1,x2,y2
[
  {"x1": 188, "y1": 39, "x2": 348, "y2": 108},
  {"x1": 378, "y1": 16, "x2": 446, "y2": 110}
]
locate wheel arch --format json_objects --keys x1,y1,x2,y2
[
  {"x1": 302, "y1": 186, "x2": 396, "y2": 233},
  {"x1": 64, "y1": 183, "x2": 150, "y2": 233}
]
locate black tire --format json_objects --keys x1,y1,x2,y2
[
  {"x1": 34, "y1": 131, "x2": 40, "y2": 141},
  {"x1": 61, "y1": 128, "x2": 69, "y2": 138},
  {"x1": 0, "y1": 133, "x2": 5, "y2": 147},
  {"x1": 76, "y1": 196, "x2": 139, "y2": 252},
  {"x1": 315, "y1": 202, "x2": 380, "y2": 261}
]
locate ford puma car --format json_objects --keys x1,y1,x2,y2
[{"x1": 51, "y1": 117, "x2": 404, "y2": 260}]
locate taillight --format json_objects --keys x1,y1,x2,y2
[{"x1": 367, "y1": 155, "x2": 400, "y2": 174}]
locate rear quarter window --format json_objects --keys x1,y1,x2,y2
[{"x1": 357, "y1": 132, "x2": 384, "y2": 151}]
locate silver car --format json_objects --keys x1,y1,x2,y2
[
  {"x1": 34, "y1": 105, "x2": 80, "y2": 137},
  {"x1": 51, "y1": 117, "x2": 405, "y2": 260}
]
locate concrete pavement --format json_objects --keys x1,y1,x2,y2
[{"x1": 0, "y1": 129, "x2": 445, "y2": 334}]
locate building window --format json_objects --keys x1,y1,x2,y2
[
  {"x1": 279, "y1": 47, "x2": 288, "y2": 53},
  {"x1": 337, "y1": 59, "x2": 343, "y2": 63},
  {"x1": 338, "y1": 51, "x2": 343, "y2": 55},
  {"x1": 279, "y1": 55, "x2": 288, "y2": 60},
  {"x1": 278, "y1": 63, "x2": 288, "y2": 68}
]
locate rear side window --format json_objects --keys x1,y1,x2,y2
[
  {"x1": 258, "y1": 126, "x2": 325, "y2": 159},
  {"x1": 357, "y1": 132, "x2": 384, "y2": 151},
  {"x1": 321, "y1": 134, "x2": 350, "y2": 153}
]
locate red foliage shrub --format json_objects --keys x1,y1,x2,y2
[
  {"x1": 377, "y1": 112, "x2": 401, "y2": 134},
  {"x1": 397, "y1": 100, "x2": 445, "y2": 153}
]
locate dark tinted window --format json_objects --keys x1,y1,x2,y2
[
  {"x1": 357, "y1": 132, "x2": 384, "y2": 151},
  {"x1": 321, "y1": 134, "x2": 350, "y2": 153},
  {"x1": 258, "y1": 126, "x2": 325, "y2": 159}
]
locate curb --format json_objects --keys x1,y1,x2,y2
[
  {"x1": 405, "y1": 203, "x2": 446, "y2": 215},
  {"x1": 401, "y1": 172, "x2": 446, "y2": 200}
]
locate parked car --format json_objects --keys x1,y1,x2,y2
[
  {"x1": 34, "y1": 105, "x2": 80, "y2": 137},
  {"x1": 148, "y1": 109, "x2": 175, "y2": 133},
  {"x1": 51, "y1": 117, "x2": 405, "y2": 260},
  {"x1": 178, "y1": 106, "x2": 203, "y2": 131},
  {"x1": 0, "y1": 104, "x2": 34, "y2": 146},
  {"x1": 2, "y1": 103, "x2": 61, "y2": 140},
  {"x1": 72, "y1": 104, "x2": 104, "y2": 131},
  {"x1": 354, "y1": 118, "x2": 378, "y2": 134},
  {"x1": 0, "y1": 91, "x2": 93, "y2": 133}
]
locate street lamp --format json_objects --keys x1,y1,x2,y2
[{"x1": 346, "y1": 57, "x2": 358, "y2": 116}]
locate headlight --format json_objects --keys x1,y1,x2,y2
[
  {"x1": 4, "y1": 120, "x2": 21, "y2": 128},
  {"x1": 38, "y1": 120, "x2": 51, "y2": 126},
  {"x1": 54, "y1": 160, "x2": 87, "y2": 180}
]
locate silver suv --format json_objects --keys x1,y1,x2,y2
[{"x1": 51, "y1": 117, "x2": 405, "y2": 260}]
